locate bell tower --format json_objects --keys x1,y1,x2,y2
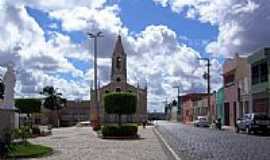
[{"x1": 111, "y1": 35, "x2": 127, "y2": 83}]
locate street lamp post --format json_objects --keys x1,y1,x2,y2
[
  {"x1": 88, "y1": 32, "x2": 103, "y2": 129},
  {"x1": 198, "y1": 58, "x2": 211, "y2": 122}
]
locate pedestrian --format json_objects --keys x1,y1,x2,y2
[{"x1": 142, "y1": 120, "x2": 146, "y2": 128}]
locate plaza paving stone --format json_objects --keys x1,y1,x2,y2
[
  {"x1": 156, "y1": 121, "x2": 270, "y2": 160},
  {"x1": 27, "y1": 126, "x2": 169, "y2": 160}
]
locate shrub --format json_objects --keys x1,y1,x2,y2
[
  {"x1": 104, "y1": 92, "x2": 136, "y2": 125},
  {"x1": 13, "y1": 127, "x2": 32, "y2": 145},
  {"x1": 102, "y1": 124, "x2": 138, "y2": 137},
  {"x1": 0, "y1": 128, "x2": 12, "y2": 158}
]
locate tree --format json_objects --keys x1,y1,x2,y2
[
  {"x1": 40, "y1": 86, "x2": 66, "y2": 127},
  {"x1": 15, "y1": 98, "x2": 41, "y2": 128},
  {"x1": 15, "y1": 98, "x2": 41, "y2": 114},
  {"x1": 104, "y1": 92, "x2": 136, "y2": 126}
]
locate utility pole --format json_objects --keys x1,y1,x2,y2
[
  {"x1": 173, "y1": 85, "x2": 181, "y2": 121},
  {"x1": 198, "y1": 58, "x2": 211, "y2": 122},
  {"x1": 88, "y1": 32, "x2": 103, "y2": 129}
]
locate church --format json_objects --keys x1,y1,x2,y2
[{"x1": 90, "y1": 35, "x2": 147, "y2": 123}]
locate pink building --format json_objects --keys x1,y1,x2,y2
[
  {"x1": 223, "y1": 54, "x2": 250, "y2": 126},
  {"x1": 181, "y1": 93, "x2": 208, "y2": 123}
]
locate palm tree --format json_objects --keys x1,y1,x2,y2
[{"x1": 40, "y1": 86, "x2": 66, "y2": 127}]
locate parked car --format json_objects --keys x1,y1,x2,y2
[
  {"x1": 236, "y1": 113, "x2": 270, "y2": 134},
  {"x1": 193, "y1": 116, "x2": 209, "y2": 127},
  {"x1": 76, "y1": 121, "x2": 91, "y2": 127}
]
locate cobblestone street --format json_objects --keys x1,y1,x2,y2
[
  {"x1": 27, "y1": 126, "x2": 169, "y2": 160},
  {"x1": 156, "y1": 121, "x2": 270, "y2": 160}
]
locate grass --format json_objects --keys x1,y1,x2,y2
[{"x1": 8, "y1": 142, "x2": 53, "y2": 158}]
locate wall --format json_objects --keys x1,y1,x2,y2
[{"x1": 216, "y1": 87, "x2": 224, "y2": 124}]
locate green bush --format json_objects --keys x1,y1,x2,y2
[
  {"x1": 104, "y1": 92, "x2": 136, "y2": 114},
  {"x1": 102, "y1": 124, "x2": 138, "y2": 137},
  {"x1": 104, "y1": 92, "x2": 136, "y2": 125},
  {"x1": 13, "y1": 127, "x2": 32, "y2": 145},
  {"x1": 15, "y1": 99, "x2": 41, "y2": 114}
]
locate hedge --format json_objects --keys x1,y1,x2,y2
[
  {"x1": 104, "y1": 92, "x2": 136, "y2": 115},
  {"x1": 15, "y1": 99, "x2": 41, "y2": 114},
  {"x1": 102, "y1": 124, "x2": 138, "y2": 137}
]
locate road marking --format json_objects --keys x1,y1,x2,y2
[{"x1": 154, "y1": 127, "x2": 182, "y2": 160}]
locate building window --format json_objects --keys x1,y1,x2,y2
[
  {"x1": 252, "y1": 61, "x2": 268, "y2": 85},
  {"x1": 116, "y1": 88, "x2": 121, "y2": 92},
  {"x1": 116, "y1": 57, "x2": 122, "y2": 69},
  {"x1": 252, "y1": 65, "x2": 259, "y2": 85},
  {"x1": 260, "y1": 62, "x2": 268, "y2": 82},
  {"x1": 224, "y1": 74, "x2": 235, "y2": 87},
  {"x1": 116, "y1": 77, "x2": 121, "y2": 82}
]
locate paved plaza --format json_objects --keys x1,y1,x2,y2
[
  {"x1": 156, "y1": 121, "x2": 270, "y2": 160},
  {"x1": 27, "y1": 126, "x2": 169, "y2": 160}
]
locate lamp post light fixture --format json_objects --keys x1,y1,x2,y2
[
  {"x1": 198, "y1": 57, "x2": 212, "y2": 122},
  {"x1": 87, "y1": 32, "x2": 104, "y2": 129}
]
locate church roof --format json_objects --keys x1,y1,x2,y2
[{"x1": 113, "y1": 35, "x2": 125, "y2": 55}]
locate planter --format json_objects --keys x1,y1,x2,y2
[{"x1": 101, "y1": 124, "x2": 138, "y2": 138}]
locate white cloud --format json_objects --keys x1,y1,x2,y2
[
  {"x1": 125, "y1": 25, "x2": 222, "y2": 112},
  {"x1": 153, "y1": 0, "x2": 268, "y2": 57},
  {"x1": 0, "y1": 1, "x2": 89, "y2": 99},
  {"x1": 0, "y1": 0, "x2": 224, "y2": 112}
]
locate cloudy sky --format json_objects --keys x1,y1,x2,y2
[{"x1": 0, "y1": 0, "x2": 269, "y2": 112}]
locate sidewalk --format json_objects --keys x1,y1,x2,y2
[
  {"x1": 27, "y1": 126, "x2": 169, "y2": 160},
  {"x1": 222, "y1": 125, "x2": 235, "y2": 132}
]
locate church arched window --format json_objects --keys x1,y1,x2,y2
[
  {"x1": 116, "y1": 77, "x2": 121, "y2": 82},
  {"x1": 116, "y1": 57, "x2": 122, "y2": 69}
]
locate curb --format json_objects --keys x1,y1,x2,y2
[{"x1": 153, "y1": 127, "x2": 182, "y2": 160}]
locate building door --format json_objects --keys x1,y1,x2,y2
[
  {"x1": 239, "y1": 101, "x2": 243, "y2": 118},
  {"x1": 224, "y1": 103, "x2": 230, "y2": 126},
  {"x1": 233, "y1": 102, "x2": 237, "y2": 126}
]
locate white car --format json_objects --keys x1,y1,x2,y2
[
  {"x1": 76, "y1": 121, "x2": 91, "y2": 127},
  {"x1": 193, "y1": 116, "x2": 209, "y2": 127}
]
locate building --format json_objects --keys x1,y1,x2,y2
[
  {"x1": 30, "y1": 100, "x2": 90, "y2": 127},
  {"x1": 181, "y1": 93, "x2": 208, "y2": 123},
  {"x1": 247, "y1": 48, "x2": 270, "y2": 116},
  {"x1": 223, "y1": 54, "x2": 250, "y2": 126},
  {"x1": 90, "y1": 35, "x2": 147, "y2": 123},
  {"x1": 60, "y1": 100, "x2": 90, "y2": 126},
  {"x1": 193, "y1": 93, "x2": 216, "y2": 122},
  {"x1": 216, "y1": 87, "x2": 224, "y2": 124}
]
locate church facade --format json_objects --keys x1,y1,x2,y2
[{"x1": 90, "y1": 35, "x2": 147, "y2": 123}]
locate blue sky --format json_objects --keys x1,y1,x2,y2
[{"x1": 27, "y1": 0, "x2": 218, "y2": 59}]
